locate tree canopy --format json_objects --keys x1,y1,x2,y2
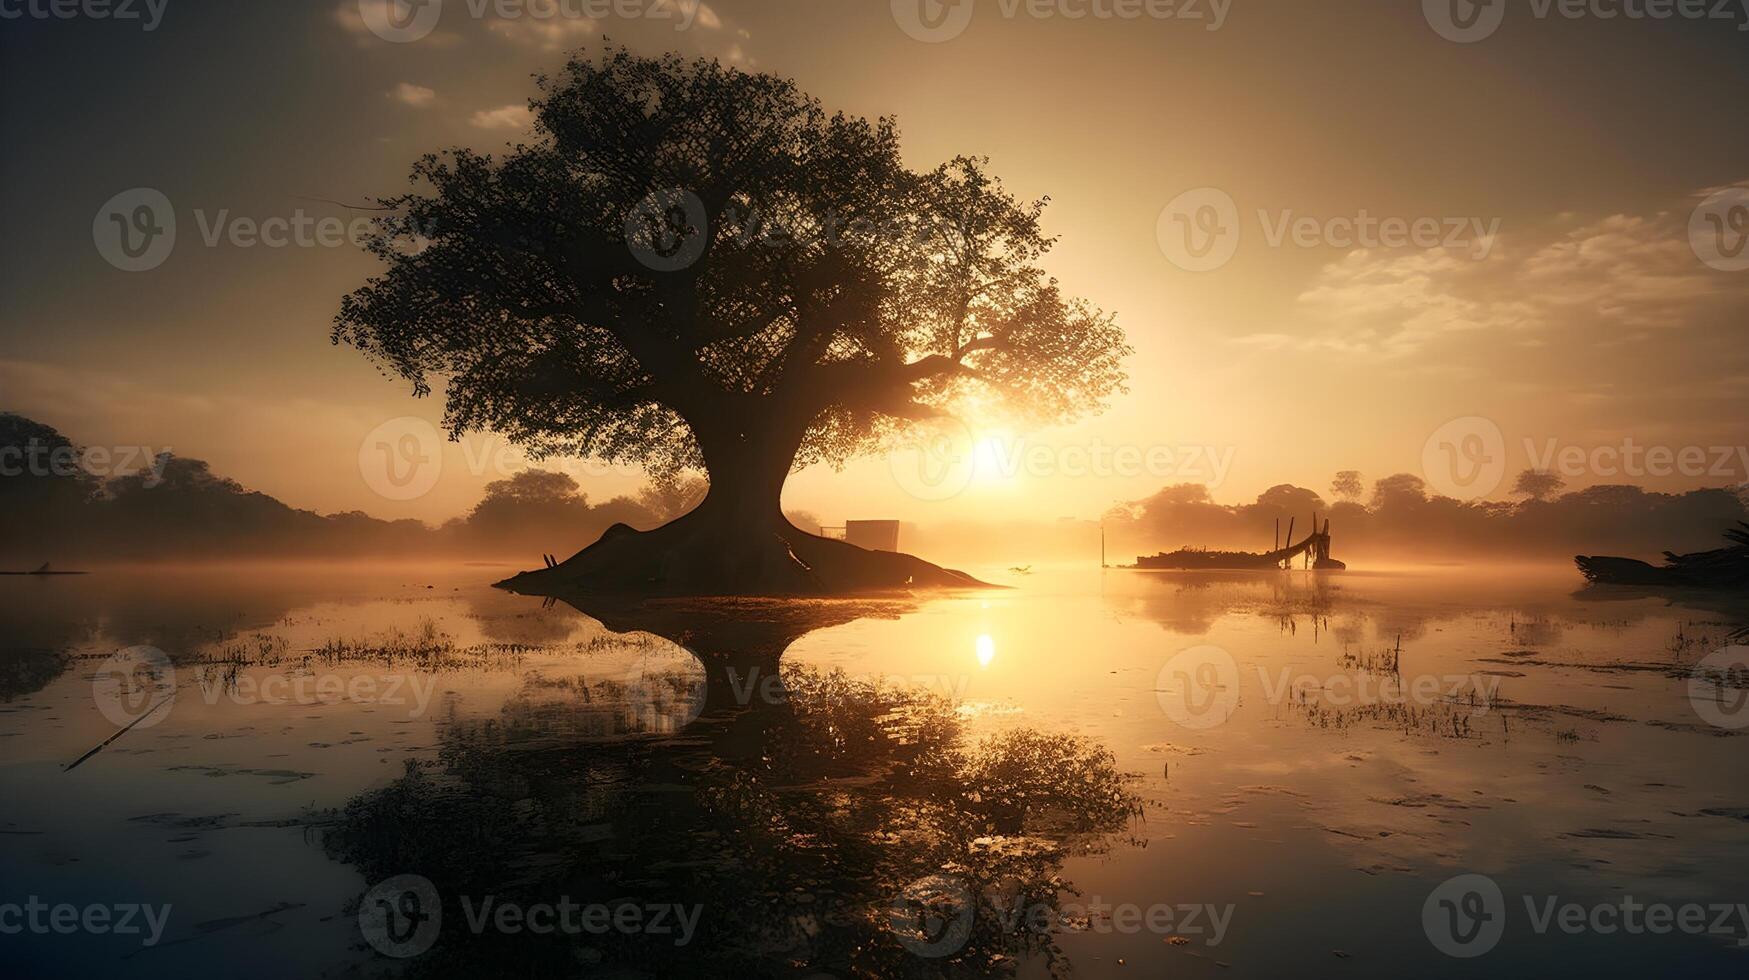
[
  {"x1": 1511, "y1": 468, "x2": 1566, "y2": 502},
  {"x1": 333, "y1": 49, "x2": 1129, "y2": 488}
]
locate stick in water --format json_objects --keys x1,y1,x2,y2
[{"x1": 63, "y1": 692, "x2": 176, "y2": 773}]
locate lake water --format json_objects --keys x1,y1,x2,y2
[{"x1": 3, "y1": 563, "x2": 1747, "y2": 977}]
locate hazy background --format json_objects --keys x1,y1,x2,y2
[{"x1": 3, "y1": 0, "x2": 1747, "y2": 538}]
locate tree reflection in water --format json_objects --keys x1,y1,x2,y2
[{"x1": 322, "y1": 597, "x2": 1141, "y2": 977}]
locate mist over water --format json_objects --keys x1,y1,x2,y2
[{"x1": 4, "y1": 562, "x2": 1746, "y2": 976}]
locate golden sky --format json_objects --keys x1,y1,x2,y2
[{"x1": 3, "y1": 0, "x2": 1747, "y2": 525}]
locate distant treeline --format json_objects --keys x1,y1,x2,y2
[
  {"x1": 911, "y1": 478, "x2": 1749, "y2": 566},
  {"x1": 5, "y1": 413, "x2": 1744, "y2": 566},
  {"x1": 0, "y1": 413, "x2": 690, "y2": 563},
  {"x1": 1102, "y1": 478, "x2": 1749, "y2": 564}
]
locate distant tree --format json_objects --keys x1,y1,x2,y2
[
  {"x1": 333, "y1": 49, "x2": 1128, "y2": 594},
  {"x1": 0, "y1": 414, "x2": 100, "y2": 502},
  {"x1": 1511, "y1": 468, "x2": 1565, "y2": 503},
  {"x1": 1330, "y1": 470, "x2": 1364, "y2": 503},
  {"x1": 475, "y1": 470, "x2": 584, "y2": 509},
  {"x1": 0, "y1": 414, "x2": 102, "y2": 560},
  {"x1": 1370, "y1": 473, "x2": 1429, "y2": 511},
  {"x1": 636, "y1": 475, "x2": 709, "y2": 523},
  {"x1": 453, "y1": 470, "x2": 659, "y2": 557},
  {"x1": 1251, "y1": 484, "x2": 1326, "y2": 516}
]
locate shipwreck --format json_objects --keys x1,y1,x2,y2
[
  {"x1": 1130, "y1": 514, "x2": 1346, "y2": 571},
  {"x1": 1576, "y1": 522, "x2": 1749, "y2": 590}
]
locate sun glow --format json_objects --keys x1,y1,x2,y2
[
  {"x1": 975, "y1": 633, "x2": 996, "y2": 668},
  {"x1": 969, "y1": 430, "x2": 1020, "y2": 489}
]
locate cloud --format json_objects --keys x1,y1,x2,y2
[
  {"x1": 388, "y1": 82, "x2": 438, "y2": 107},
  {"x1": 1243, "y1": 182, "x2": 1749, "y2": 359},
  {"x1": 484, "y1": 14, "x2": 599, "y2": 49},
  {"x1": 480, "y1": 1, "x2": 725, "y2": 49},
  {"x1": 469, "y1": 104, "x2": 535, "y2": 130}
]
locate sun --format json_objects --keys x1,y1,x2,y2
[{"x1": 968, "y1": 430, "x2": 1019, "y2": 489}]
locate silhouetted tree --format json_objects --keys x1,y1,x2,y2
[
  {"x1": 1370, "y1": 473, "x2": 1429, "y2": 510},
  {"x1": 1330, "y1": 470, "x2": 1364, "y2": 502},
  {"x1": 334, "y1": 49, "x2": 1128, "y2": 594},
  {"x1": 446, "y1": 469, "x2": 658, "y2": 557},
  {"x1": 1511, "y1": 468, "x2": 1565, "y2": 503},
  {"x1": 0, "y1": 413, "x2": 100, "y2": 559},
  {"x1": 636, "y1": 474, "x2": 708, "y2": 522}
]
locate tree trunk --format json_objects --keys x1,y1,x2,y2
[{"x1": 497, "y1": 417, "x2": 990, "y2": 597}]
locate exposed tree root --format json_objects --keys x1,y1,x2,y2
[{"x1": 496, "y1": 511, "x2": 990, "y2": 598}]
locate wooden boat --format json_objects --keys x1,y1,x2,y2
[
  {"x1": 1132, "y1": 514, "x2": 1345, "y2": 571},
  {"x1": 0, "y1": 562, "x2": 89, "y2": 576},
  {"x1": 1576, "y1": 523, "x2": 1749, "y2": 590}
]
